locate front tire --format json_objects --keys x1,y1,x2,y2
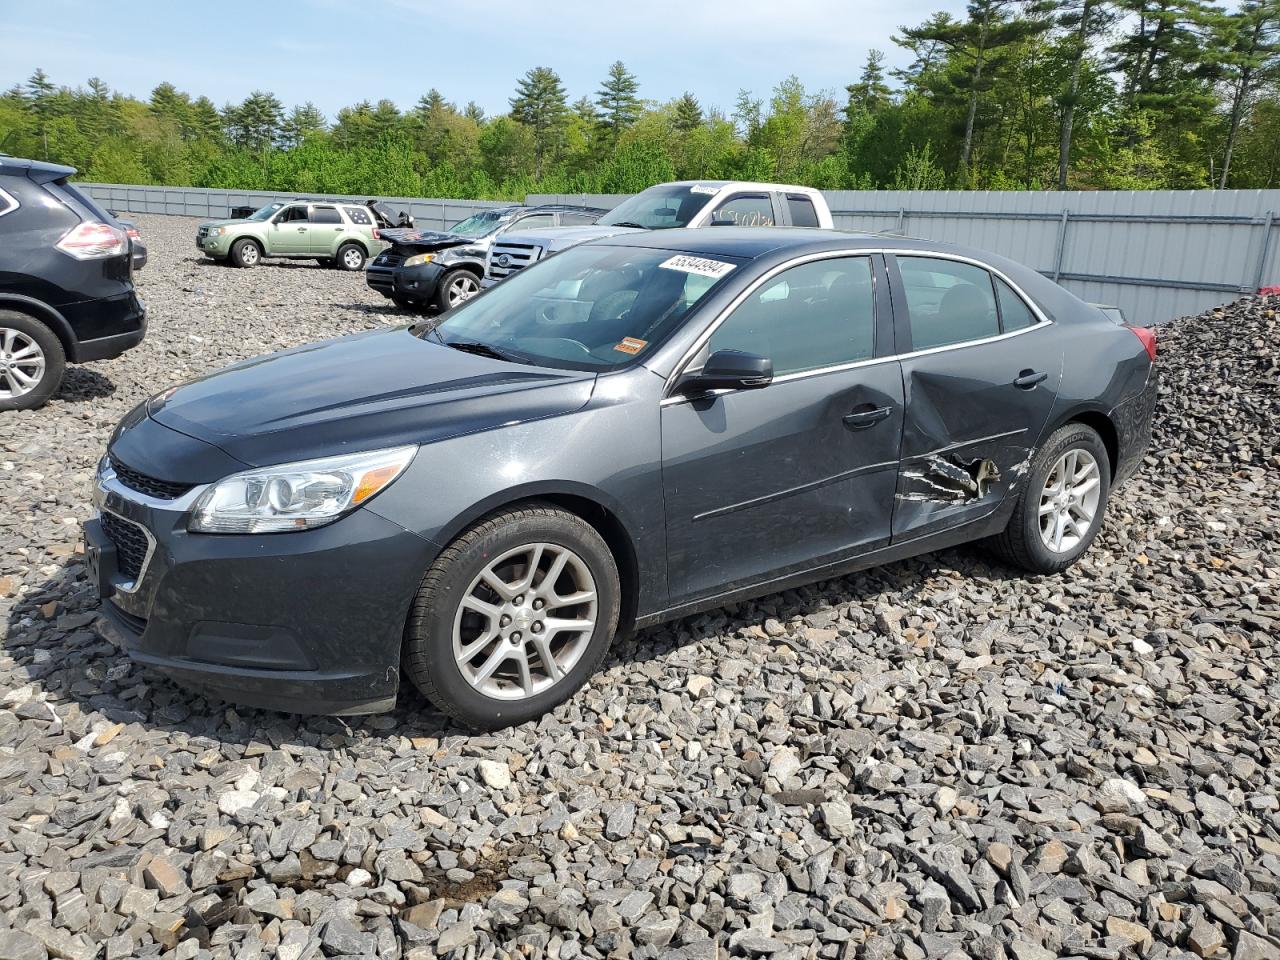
[
  {"x1": 391, "y1": 295, "x2": 421, "y2": 311},
  {"x1": 433, "y1": 268, "x2": 480, "y2": 313},
  {"x1": 990, "y1": 423, "x2": 1111, "y2": 574},
  {"x1": 0, "y1": 312, "x2": 65, "y2": 411},
  {"x1": 230, "y1": 238, "x2": 261, "y2": 268},
  {"x1": 336, "y1": 243, "x2": 367, "y2": 271},
  {"x1": 403, "y1": 504, "x2": 621, "y2": 730}
]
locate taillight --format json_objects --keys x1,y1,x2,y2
[
  {"x1": 1129, "y1": 325, "x2": 1157, "y2": 362},
  {"x1": 372, "y1": 228, "x2": 381, "y2": 240},
  {"x1": 126, "y1": 227, "x2": 140, "y2": 240},
  {"x1": 56, "y1": 221, "x2": 128, "y2": 260}
]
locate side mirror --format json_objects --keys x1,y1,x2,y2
[{"x1": 680, "y1": 350, "x2": 773, "y2": 393}]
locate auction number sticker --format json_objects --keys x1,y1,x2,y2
[
  {"x1": 659, "y1": 254, "x2": 737, "y2": 279},
  {"x1": 614, "y1": 337, "x2": 648, "y2": 355},
  {"x1": 689, "y1": 184, "x2": 719, "y2": 195}
]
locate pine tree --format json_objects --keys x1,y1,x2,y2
[
  {"x1": 1055, "y1": 0, "x2": 1117, "y2": 189},
  {"x1": 898, "y1": 1, "x2": 1053, "y2": 175},
  {"x1": 845, "y1": 50, "x2": 894, "y2": 118},
  {"x1": 234, "y1": 91, "x2": 284, "y2": 151},
  {"x1": 732, "y1": 89, "x2": 762, "y2": 139},
  {"x1": 509, "y1": 66, "x2": 568, "y2": 178},
  {"x1": 189, "y1": 97, "x2": 223, "y2": 141},
  {"x1": 673, "y1": 92, "x2": 704, "y2": 132},
  {"x1": 26, "y1": 69, "x2": 55, "y2": 102},
  {"x1": 281, "y1": 102, "x2": 326, "y2": 148},
  {"x1": 464, "y1": 101, "x2": 486, "y2": 125},
  {"x1": 595, "y1": 60, "x2": 641, "y2": 145},
  {"x1": 1212, "y1": 0, "x2": 1280, "y2": 187},
  {"x1": 86, "y1": 77, "x2": 110, "y2": 102}
]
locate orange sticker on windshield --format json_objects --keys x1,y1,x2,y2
[{"x1": 614, "y1": 337, "x2": 647, "y2": 355}]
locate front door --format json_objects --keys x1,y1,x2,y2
[
  {"x1": 661, "y1": 254, "x2": 903, "y2": 605},
  {"x1": 889, "y1": 254, "x2": 1063, "y2": 540},
  {"x1": 269, "y1": 205, "x2": 310, "y2": 254}
]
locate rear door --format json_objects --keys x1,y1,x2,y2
[
  {"x1": 888, "y1": 254, "x2": 1062, "y2": 540},
  {"x1": 307, "y1": 204, "x2": 345, "y2": 254},
  {"x1": 661, "y1": 253, "x2": 903, "y2": 605}
]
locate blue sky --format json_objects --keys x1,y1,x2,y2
[{"x1": 3, "y1": 0, "x2": 970, "y2": 120}]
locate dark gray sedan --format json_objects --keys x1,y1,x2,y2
[{"x1": 86, "y1": 229, "x2": 1158, "y2": 729}]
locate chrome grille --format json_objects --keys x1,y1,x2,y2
[
  {"x1": 487, "y1": 241, "x2": 543, "y2": 280},
  {"x1": 109, "y1": 456, "x2": 193, "y2": 500}
]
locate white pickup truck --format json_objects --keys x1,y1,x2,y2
[{"x1": 483, "y1": 180, "x2": 834, "y2": 285}]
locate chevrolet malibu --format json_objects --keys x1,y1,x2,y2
[{"x1": 86, "y1": 229, "x2": 1158, "y2": 729}]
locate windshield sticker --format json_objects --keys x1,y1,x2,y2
[
  {"x1": 659, "y1": 254, "x2": 737, "y2": 279},
  {"x1": 689, "y1": 184, "x2": 719, "y2": 195},
  {"x1": 614, "y1": 337, "x2": 648, "y2": 355}
]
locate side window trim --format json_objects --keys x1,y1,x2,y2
[
  {"x1": 993, "y1": 275, "x2": 1040, "y2": 333},
  {"x1": 0, "y1": 187, "x2": 19, "y2": 219}
]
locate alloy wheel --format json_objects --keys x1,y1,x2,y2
[
  {"x1": 343, "y1": 247, "x2": 364, "y2": 269},
  {"x1": 447, "y1": 274, "x2": 480, "y2": 306},
  {"x1": 452, "y1": 542, "x2": 598, "y2": 700},
  {"x1": 0, "y1": 328, "x2": 46, "y2": 399},
  {"x1": 1038, "y1": 448, "x2": 1102, "y2": 553}
]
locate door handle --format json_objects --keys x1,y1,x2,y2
[
  {"x1": 297, "y1": 227, "x2": 307, "y2": 232},
  {"x1": 843, "y1": 405, "x2": 893, "y2": 429},
  {"x1": 1013, "y1": 369, "x2": 1048, "y2": 389}
]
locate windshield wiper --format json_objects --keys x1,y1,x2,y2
[
  {"x1": 442, "y1": 339, "x2": 517, "y2": 362},
  {"x1": 608, "y1": 221, "x2": 648, "y2": 229}
]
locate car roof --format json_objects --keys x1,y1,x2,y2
[
  {"x1": 596, "y1": 227, "x2": 879, "y2": 259},
  {"x1": 656, "y1": 180, "x2": 822, "y2": 195},
  {"x1": 0, "y1": 156, "x2": 77, "y2": 182}
]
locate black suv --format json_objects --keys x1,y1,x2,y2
[{"x1": 0, "y1": 157, "x2": 146, "y2": 410}]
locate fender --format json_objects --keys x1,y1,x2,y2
[{"x1": 0, "y1": 293, "x2": 79, "y2": 360}]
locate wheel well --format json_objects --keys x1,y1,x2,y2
[
  {"x1": 0, "y1": 300, "x2": 75, "y2": 362},
  {"x1": 234, "y1": 236, "x2": 263, "y2": 251},
  {"x1": 340, "y1": 239, "x2": 369, "y2": 255},
  {"x1": 1067, "y1": 411, "x2": 1118, "y2": 478},
  {"x1": 506, "y1": 494, "x2": 639, "y2": 634}
]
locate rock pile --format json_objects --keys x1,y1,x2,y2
[{"x1": 0, "y1": 218, "x2": 1277, "y2": 959}]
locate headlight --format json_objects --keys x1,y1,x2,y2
[
  {"x1": 207, "y1": 227, "x2": 225, "y2": 237},
  {"x1": 190, "y1": 445, "x2": 417, "y2": 534},
  {"x1": 403, "y1": 253, "x2": 434, "y2": 268}
]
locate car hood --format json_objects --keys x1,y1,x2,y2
[
  {"x1": 199, "y1": 218, "x2": 254, "y2": 230},
  {"x1": 504, "y1": 225, "x2": 642, "y2": 252},
  {"x1": 149, "y1": 326, "x2": 597, "y2": 466},
  {"x1": 378, "y1": 228, "x2": 475, "y2": 252}
]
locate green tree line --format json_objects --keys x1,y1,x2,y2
[{"x1": 3, "y1": 0, "x2": 1279, "y2": 197}]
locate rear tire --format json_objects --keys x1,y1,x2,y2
[
  {"x1": 989, "y1": 423, "x2": 1111, "y2": 574},
  {"x1": 230, "y1": 238, "x2": 261, "y2": 268},
  {"x1": 336, "y1": 243, "x2": 366, "y2": 271},
  {"x1": 403, "y1": 503, "x2": 620, "y2": 730},
  {"x1": 0, "y1": 311, "x2": 66, "y2": 411}
]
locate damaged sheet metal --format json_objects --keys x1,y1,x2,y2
[{"x1": 899, "y1": 455, "x2": 1002, "y2": 504}]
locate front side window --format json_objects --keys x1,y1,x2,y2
[
  {"x1": 274, "y1": 205, "x2": 307, "y2": 224},
  {"x1": 344, "y1": 206, "x2": 373, "y2": 225},
  {"x1": 898, "y1": 257, "x2": 999, "y2": 350},
  {"x1": 706, "y1": 257, "x2": 876, "y2": 376},
  {"x1": 596, "y1": 183, "x2": 719, "y2": 229},
  {"x1": 310, "y1": 205, "x2": 342, "y2": 224},
  {"x1": 428, "y1": 245, "x2": 738, "y2": 370},
  {"x1": 711, "y1": 194, "x2": 775, "y2": 228},
  {"x1": 559, "y1": 210, "x2": 602, "y2": 226},
  {"x1": 248, "y1": 202, "x2": 286, "y2": 221}
]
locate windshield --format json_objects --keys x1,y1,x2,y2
[
  {"x1": 448, "y1": 210, "x2": 510, "y2": 238},
  {"x1": 427, "y1": 244, "x2": 739, "y2": 370},
  {"x1": 597, "y1": 184, "x2": 719, "y2": 230},
  {"x1": 247, "y1": 202, "x2": 286, "y2": 221}
]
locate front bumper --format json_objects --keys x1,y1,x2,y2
[
  {"x1": 366, "y1": 258, "x2": 448, "y2": 303},
  {"x1": 86, "y1": 458, "x2": 440, "y2": 715},
  {"x1": 196, "y1": 232, "x2": 233, "y2": 257}
]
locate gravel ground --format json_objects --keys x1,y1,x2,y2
[{"x1": 1, "y1": 213, "x2": 1279, "y2": 960}]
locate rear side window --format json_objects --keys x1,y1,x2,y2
[
  {"x1": 787, "y1": 195, "x2": 819, "y2": 227},
  {"x1": 344, "y1": 206, "x2": 373, "y2": 225},
  {"x1": 711, "y1": 194, "x2": 775, "y2": 227},
  {"x1": 310, "y1": 205, "x2": 342, "y2": 224},
  {"x1": 0, "y1": 187, "x2": 18, "y2": 219},
  {"x1": 995, "y1": 277, "x2": 1038, "y2": 331},
  {"x1": 707, "y1": 256, "x2": 875, "y2": 375},
  {"x1": 898, "y1": 257, "x2": 999, "y2": 351},
  {"x1": 559, "y1": 211, "x2": 601, "y2": 225}
]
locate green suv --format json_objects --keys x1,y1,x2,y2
[{"x1": 196, "y1": 200, "x2": 386, "y2": 270}]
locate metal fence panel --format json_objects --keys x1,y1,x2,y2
[{"x1": 86, "y1": 183, "x2": 1280, "y2": 325}]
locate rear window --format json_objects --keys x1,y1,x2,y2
[
  {"x1": 310, "y1": 205, "x2": 342, "y2": 224},
  {"x1": 57, "y1": 180, "x2": 116, "y2": 224}
]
